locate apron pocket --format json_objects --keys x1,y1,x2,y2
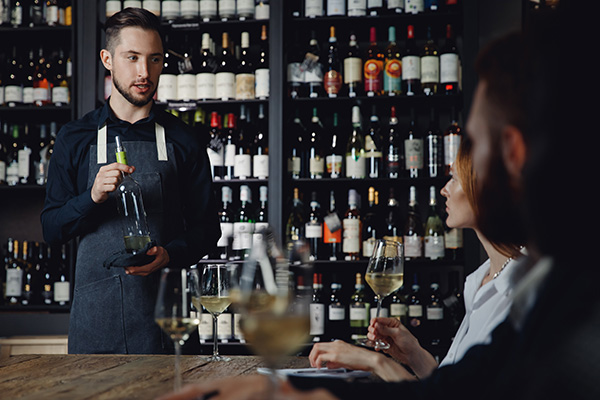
[{"x1": 70, "y1": 275, "x2": 127, "y2": 354}]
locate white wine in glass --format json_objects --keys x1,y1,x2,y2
[
  {"x1": 155, "y1": 268, "x2": 199, "y2": 392},
  {"x1": 359, "y1": 239, "x2": 404, "y2": 350}
]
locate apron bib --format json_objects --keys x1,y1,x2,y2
[{"x1": 68, "y1": 123, "x2": 184, "y2": 354}]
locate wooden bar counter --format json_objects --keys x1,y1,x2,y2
[{"x1": 0, "y1": 354, "x2": 311, "y2": 399}]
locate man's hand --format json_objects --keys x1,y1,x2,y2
[
  {"x1": 91, "y1": 162, "x2": 135, "y2": 204},
  {"x1": 125, "y1": 246, "x2": 169, "y2": 276}
]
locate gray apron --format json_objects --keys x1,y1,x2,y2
[{"x1": 68, "y1": 123, "x2": 184, "y2": 354}]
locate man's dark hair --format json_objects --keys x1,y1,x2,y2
[{"x1": 104, "y1": 7, "x2": 164, "y2": 54}]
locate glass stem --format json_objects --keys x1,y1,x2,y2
[
  {"x1": 174, "y1": 340, "x2": 182, "y2": 392},
  {"x1": 375, "y1": 295, "x2": 382, "y2": 318},
  {"x1": 212, "y1": 314, "x2": 219, "y2": 357}
]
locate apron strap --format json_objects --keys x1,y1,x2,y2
[{"x1": 97, "y1": 122, "x2": 168, "y2": 164}]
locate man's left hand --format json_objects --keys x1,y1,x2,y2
[{"x1": 125, "y1": 246, "x2": 169, "y2": 276}]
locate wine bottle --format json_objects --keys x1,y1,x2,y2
[
  {"x1": 325, "y1": 112, "x2": 343, "y2": 179},
  {"x1": 288, "y1": 110, "x2": 307, "y2": 179},
  {"x1": 383, "y1": 26, "x2": 402, "y2": 96},
  {"x1": 405, "y1": 0, "x2": 424, "y2": 14},
  {"x1": 349, "y1": 273, "x2": 369, "y2": 341},
  {"x1": 345, "y1": 106, "x2": 366, "y2": 179},
  {"x1": 425, "y1": 186, "x2": 445, "y2": 260},
  {"x1": 362, "y1": 186, "x2": 379, "y2": 258},
  {"x1": 216, "y1": 186, "x2": 234, "y2": 260},
  {"x1": 307, "y1": 108, "x2": 325, "y2": 179},
  {"x1": 444, "y1": 224, "x2": 464, "y2": 261},
  {"x1": 348, "y1": 0, "x2": 367, "y2": 16},
  {"x1": 217, "y1": 306, "x2": 233, "y2": 342},
  {"x1": 29, "y1": 0, "x2": 43, "y2": 26},
  {"x1": 287, "y1": 30, "x2": 304, "y2": 99},
  {"x1": 326, "y1": 0, "x2": 345, "y2": 15},
  {"x1": 255, "y1": 25, "x2": 269, "y2": 99},
  {"x1": 421, "y1": 26, "x2": 439, "y2": 96},
  {"x1": 364, "y1": 27, "x2": 384, "y2": 96},
  {"x1": 425, "y1": 107, "x2": 442, "y2": 178},
  {"x1": 324, "y1": 26, "x2": 343, "y2": 98},
  {"x1": 10, "y1": 0, "x2": 23, "y2": 27},
  {"x1": 404, "y1": 186, "x2": 424, "y2": 260},
  {"x1": 302, "y1": 31, "x2": 324, "y2": 98},
  {"x1": 5, "y1": 125, "x2": 20, "y2": 186},
  {"x1": 222, "y1": 113, "x2": 236, "y2": 180},
  {"x1": 382, "y1": 187, "x2": 402, "y2": 244},
  {"x1": 54, "y1": 243, "x2": 70, "y2": 306},
  {"x1": 179, "y1": 0, "x2": 199, "y2": 20},
  {"x1": 5, "y1": 239, "x2": 23, "y2": 304},
  {"x1": 390, "y1": 287, "x2": 407, "y2": 325},
  {"x1": 426, "y1": 282, "x2": 444, "y2": 348},
  {"x1": 233, "y1": 110, "x2": 252, "y2": 180},
  {"x1": 196, "y1": 33, "x2": 217, "y2": 100},
  {"x1": 176, "y1": 34, "x2": 197, "y2": 101},
  {"x1": 440, "y1": 24, "x2": 460, "y2": 95},
  {"x1": 232, "y1": 185, "x2": 255, "y2": 260},
  {"x1": 305, "y1": 0, "x2": 324, "y2": 17},
  {"x1": 41, "y1": 243, "x2": 54, "y2": 305},
  {"x1": 386, "y1": 0, "x2": 404, "y2": 13},
  {"x1": 5, "y1": 46, "x2": 24, "y2": 107},
  {"x1": 367, "y1": 0, "x2": 384, "y2": 15},
  {"x1": 365, "y1": 105, "x2": 382, "y2": 179},
  {"x1": 157, "y1": 38, "x2": 178, "y2": 102},
  {"x1": 0, "y1": 125, "x2": 8, "y2": 185},
  {"x1": 20, "y1": 241, "x2": 34, "y2": 305},
  {"x1": 327, "y1": 280, "x2": 347, "y2": 341},
  {"x1": 207, "y1": 111, "x2": 224, "y2": 180},
  {"x1": 51, "y1": 48, "x2": 70, "y2": 106},
  {"x1": 23, "y1": 48, "x2": 35, "y2": 105},
  {"x1": 323, "y1": 190, "x2": 342, "y2": 261},
  {"x1": 255, "y1": 0, "x2": 269, "y2": 20},
  {"x1": 218, "y1": 0, "x2": 236, "y2": 20},
  {"x1": 343, "y1": 189, "x2": 361, "y2": 260},
  {"x1": 443, "y1": 107, "x2": 462, "y2": 175},
  {"x1": 309, "y1": 272, "x2": 325, "y2": 342},
  {"x1": 305, "y1": 191, "x2": 323, "y2": 261},
  {"x1": 253, "y1": 186, "x2": 269, "y2": 245},
  {"x1": 343, "y1": 33, "x2": 362, "y2": 98},
  {"x1": 17, "y1": 123, "x2": 32, "y2": 185},
  {"x1": 407, "y1": 276, "x2": 424, "y2": 338},
  {"x1": 385, "y1": 106, "x2": 402, "y2": 178},
  {"x1": 402, "y1": 25, "x2": 421, "y2": 96},
  {"x1": 115, "y1": 136, "x2": 152, "y2": 254},
  {"x1": 215, "y1": 32, "x2": 236, "y2": 100},
  {"x1": 285, "y1": 187, "x2": 305, "y2": 252},
  {"x1": 199, "y1": 0, "x2": 217, "y2": 20},
  {"x1": 405, "y1": 108, "x2": 423, "y2": 178},
  {"x1": 252, "y1": 104, "x2": 269, "y2": 179}
]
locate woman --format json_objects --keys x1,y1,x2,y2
[{"x1": 308, "y1": 137, "x2": 524, "y2": 381}]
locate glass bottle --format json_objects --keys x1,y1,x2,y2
[
  {"x1": 365, "y1": 105, "x2": 382, "y2": 179},
  {"x1": 421, "y1": 25, "x2": 439, "y2": 95},
  {"x1": 424, "y1": 186, "x2": 445, "y2": 260},
  {"x1": 323, "y1": 190, "x2": 342, "y2": 261},
  {"x1": 364, "y1": 27, "x2": 384, "y2": 96},
  {"x1": 308, "y1": 108, "x2": 325, "y2": 179},
  {"x1": 405, "y1": 108, "x2": 423, "y2": 178},
  {"x1": 325, "y1": 112, "x2": 343, "y2": 179},
  {"x1": 383, "y1": 26, "x2": 402, "y2": 96},
  {"x1": 343, "y1": 33, "x2": 362, "y2": 98},
  {"x1": 349, "y1": 273, "x2": 370, "y2": 342},
  {"x1": 343, "y1": 189, "x2": 361, "y2": 260},
  {"x1": 324, "y1": 26, "x2": 343, "y2": 98},
  {"x1": 255, "y1": 25, "x2": 269, "y2": 99},
  {"x1": 345, "y1": 106, "x2": 366, "y2": 179},
  {"x1": 402, "y1": 25, "x2": 421, "y2": 96},
  {"x1": 404, "y1": 186, "x2": 424, "y2": 260},
  {"x1": 305, "y1": 191, "x2": 323, "y2": 261},
  {"x1": 232, "y1": 185, "x2": 255, "y2": 260}
]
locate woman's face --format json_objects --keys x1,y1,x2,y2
[{"x1": 441, "y1": 167, "x2": 477, "y2": 230}]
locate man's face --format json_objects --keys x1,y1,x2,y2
[{"x1": 110, "y1": 26, "x2": 163, "y2": 107}]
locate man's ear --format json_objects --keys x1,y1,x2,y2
[
  {"x1": 100, "y1": 49, "x2": 112, "y2": 71},
  {"x1": 501, "y1": 125, "x2": 527, "y2": 180}
]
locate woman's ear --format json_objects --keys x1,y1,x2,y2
[{"x1": 501, "y1": 125, "x2": 527, "y2": 181}]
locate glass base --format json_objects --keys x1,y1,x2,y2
[
  {"x1": 205, "y1": 354, "x2": 231, "y2": 362},
  {"x1": 356, "y1": 338, "x2": 390, "y2": 350}
]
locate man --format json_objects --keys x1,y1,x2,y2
[
  {"x1": 41, "y1": 8, "x2": 220, "y2": 354},
  {"x1": 159, "y1": 2, "x2": 599, "y2": 399}
]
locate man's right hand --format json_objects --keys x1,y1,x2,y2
[{"x1": 91, "y1": 162, "x2": 135, "y2": 204}]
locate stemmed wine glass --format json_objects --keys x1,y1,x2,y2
[
  {"x1": 154, "y1": 267, "x2": 200, "y2": 392},
  {"x1": 358, "y1": 239, "x2": 404, "y2": 350},
  {"x1": 193, "y1": 264, "x2": 232, "y2": 362}
]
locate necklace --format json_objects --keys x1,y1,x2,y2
[{"x1": 491, "y1": 257, "x2": 512, "y2": 280}]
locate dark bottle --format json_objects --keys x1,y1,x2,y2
[
  {"x1": 426, "y1": 281, "x2": 445, "y2": 349},
  {"x1": 207, "y1": 111, "x2": 225, "y2": 180},
  {"x1": 54, "y1": 243, "x2": 70, "y2": 306},
  {"x1": 235, "y1": 31, "x2": 255, "y2": 100},
  {"x1": 216, "y1": 186, "x2": 234, "y2": 260},
  {"x1": 383, "y1": 26, "x2": 402, "y2": 96},
  {"x1": 255, "y1": 25, "x2": 269, "y2": 99},
  {"x1": 196, "y1": 32, "x2": 217, "y2": 101},
  {"x1": 382, "y1": 187, "x2": 402, "y2": 244},
  {"x1": 343, "y1": 33, "x2": 362, "y2": 98},
  {"x1": 305, "y1": 191, "x2": 323, "y2": 261},
  {"x1": 301, "y1": 31, "x2": 324, "y2": 98},
  {"x1": 404, "y1": 186, "x2": 424, "y2": 260},
  {"x1": 22, "y1": 48, "x2": 35, "y2": 105},
  {"x1": 20, "y1": 241, "x2": 36, "y2": 305},
  {"x1": 365, "y1": 105, "x2": 382, "y2": 179},
  {"x1": 5, "y1": 239, "x2": 23, "y2": 305},
  {"x1": 41, "y1": 244, "x2": 54, "y2": 305},
  {"x1": 349, "y1": 273, "x2": 369, "y2": 342},
  {"x1": 440, "y1": 24, "x2": 460, "y2": 95},
  {"x1": 323, "y1": 190, "x2": 342, "y2": 261},
  {"x1": 421, "y1": 26, "x2": 439, "y2": 96},
  {"x1": 390, "y1": 286, "x2": 408, "y2": 326},
  {"x1": 324, "y1": 26, "x2": 343, "y2": 98},
  {"x1": 288, "y1": 110, "x2": 307, "y2": 179},
  {"x1": 253, "y1": 186, "x2": 269, "y2": 240},
  {"x1": 404, "y1": 108, "x2": 424, "y2": 178},
  {"x1": 252, "y1": 104, "x2": 269, "y2": 180},
  {"x1": 5, "y1": 46, "x2": 24, "y2": 107},
  {"x1": 385, "y1": 106, "x2": 402, "y2": 178},
  {"x1": 362, "y1": 186, "x2": 379, "y2": 259},
  {"x1": 402, "y1": 25, "x2": 421, "y2": 96},
  {"x1": 233, "y1": 108, "x2": 252, "y2": 180},
  {"x1": 342, "y1": 189, "x2": 361, "y2": 261},
  {"x1": 215, "y1": 32, "x2": 236, "y2": 100},
  {"x1": 287, "y1": 30, "x2": 304, "y2": 99},
  {"x1": 232, "y1": 185, "x2": 254, "y2": 260},
  {"x1": 307, "y1": 108, "x2": 325, "y2": 179},
  {"x1": 425, "y1": 108, "x2": 443, "y2": 178},
  {"x1": 310, "y1": 273, "x2": 325, "y2": 342},
  {"x1": 325, "y1": 113, "x2": 343, "y2": 179},
  {"x1": 222, "y1": 113, "x2": 236, "y2": 180},
  {"x1": 407, "y1": 276, "x2": 424, "y2": 339},
  {"x1": 364, "y1": 27, "x2": 384, "y2": 96},
  {"x1": 444, "y1": 107, "x2": 463, "y2": 176},
  {"x1": 327, "y1": 280, "x2": 347, "y2": 341},
  {"x1": 285, "y1": 187, "x2": 305, "y2": 252}
]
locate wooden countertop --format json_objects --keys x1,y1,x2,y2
[{"x1": 0, "y1": 354, "x2": 311, "y2": 400}]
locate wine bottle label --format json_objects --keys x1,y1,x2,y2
[
  {"x1": 217, "y1": 222, "x2": 233, "y2": 247},
  {"x1": 23, "y1": 87, "x2": 34, "y2": 104},
  {"x1": 196, "y1": 72, "x2": 216, "y2": 99},
  {"x1": 364, "y1": 59, "x2": 383, "y2": 92},
  {"x1": 235, "y1": 73, "x2": 255, "y2": 100},
  {"x1": 161, "y1": 1, "x2": 180, "y2": 19},
  {"x1": 364, "y1": 136, "x2": 378, "y2": 152},
  {"x1": 237, "y1": 0, "x2": 256, "y2": 14},
  {"x1": 0, "y1": 87, "x2": 4, "y2": 106},
  {"x1": 363, "y1": 237, "x2": 377, "y2": 258},
  {"x1": 441, "y1": 53, "x2": 460, "y2": 83},
  {"x1": 421, "y1": 56, "x2": 440, "y2": 84},
  {"x1": 328, "y1": 305, "x2": 345, "y2": 321},
  {"x1": 142, "y1": 1, "x2": 161, "y2": 15},
  {"x1": 177, "y1": 74, "x2": 196, "y2": 101},
  {"x1": 387, "y1": 0, "x2": 404, "y2": 9},
  {"x1": 404, "y1": 235, "x2": 423, "y2": 258},
  {"x1": 402, "y1": 55, "x2": 420, "y2": 80},
  {"x1": 405, "y1": 138, "x2": 424, "y2": 169},
  {"x1": 54, "y1": 281, "x2": 70, "y2": 302},
  {"x1": 348, "y1": 0, "x2": 367, "y2": 16},
  {"x1": 224, "y1": 144, "x2": 236, "y2": 167},
  {"x1": 5, "y1": 86, "x2": 23, "y2": 104},
  {"x1": 106, "y1": 1, "x2": 122, "y2": 17},
  {"x1": 0, "y1": 161, "x2": 6, "y2": 183},
  {"x1": 217, "y1": 313, "x2": 232, "y2": 339},
  {"x1": 219, "y1": 0, "x2": 236, "y2": 17},
  {"x1": 6, "y1": 161, "x2": 19, "y2": 186},
  {"x1": 306, "y1": 223, "x2": 323, "y2": 239},
  {"x1": 287, "y1": 62, "x2": 305, "y2": 83},
  {"x1": 350, "y1": 305, "x2": 368, "y2": 321},
  {"x1": 342, "y1": 218, "x2": 361, "y2": 253},
  {"x1": 344, "y1": 57, "x2": 362, "y2": 84},
  {"x1": 252, "y1": 154, "x2": 268, "y2": 179},
  {"x1": 5, "y1": 269, "x2": 23, "y2": 296},
  {"x1": 425, "y1": 236, "x2": 445, "y2": 259},
  {"x1": 52, "y1": 86, "x2": 70, "y2": 105},
  {"x1": 387, "y1": 151, "x2": 401, "y2": 176},
  {"x1": 288, "y1": 156, "x2": 301, "y2": 174},
  {"x1": 444, "y1": 134, "x2": 461, "y2": 167},
  {"x1": 124, "y1": 1, "x2": 142, "y2": 8},
  {"x1": 215, "y1": 72, "x2": 235, "y2": 100},
  {"x1": 18, "y1": 148, "x2": 31, "y2": 179},
  {"x1": 345, "y1": 154, "x2": 365, "y2": 178},
  {"x1": 324, "y1": 70, "x2": 343, "y2": 95},
  {"x1": 384, "y1": 59, "x2": 402, "y2": 92},
  {"x1": 370, "y1": 306, "x2": 388, "y2": 320},
  {"x1": 157, "y1": 74, "x2": 177, "y2": 102},
  {"x1": 408, "y1": 304, "x2": 423, "y2": 317},
  {"x1": 445, "y1": 227, "x2": 464, "y2": 249},
  {"x1": 255, "y1": 3, "x2": 269, "y2": 19},
  {"x1": 180, "y1": 0, "x2": 200, "y2": 18},
  {"x1": 255, "y1": 68, "x2": 270, "y2": 98},
  {"x1": 199, "y1": 313, "x2": 213, "y2": 339},
  {"x1": 427, "y1": 306, "x2": 444, "y2": 320},
  {"x1": 207, "y1": 147, "x2": 224, "y2": 173},
  {"x1": 304, "y1": 63, "x2": 324, "y2": 84},
  {"x1": 305, "y1": 0, "x2": 324, "y2": 16},
  {"x1": 327, "y1": 0, "x2": 346, "y2": 15},
  {"x1": 309, "y1": 157, "x2": 325, "y2": 175},
  {"x1": 326, "y1": 154, "x2": 343, "y2": 178},
  {"x1": 200, "y1": 0, "x2": 218, "y2": 18},
  {"x1": 390, "y1": 303, "x2": 407, "y2": 317},
  {"x1": 233, "y1": 222, "x2": 254, "y2": 250},
  {"x1": 405, "y1": 0, "x2": 424, "y2": 14},
  {"x1": 33, "y1": 87, "x2": 50, "y2": 103},
  {"x1": 310, "y1": 303, "x2": 325, "y2": 335},
  {"x1": 46, "y1": 5, "x2": 59, "y2": 24},
  {"x1": 234, "y1": 154, "x2": 252, "y2": 179}
]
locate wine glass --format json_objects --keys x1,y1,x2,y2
[
  {"x1": 231, "y1": 228, "x2": 312, "y2": 394},
  {"x1": 191, "y1": 264, "x2": 233, "y2": 362},
  {"x1": 358, "y1": 239, "x2": 404, "y2": 350},
  {"x1": 154, "y1": 267, "x2": 200, "y2": 392}
]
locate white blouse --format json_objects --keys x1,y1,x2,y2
[{"x1": 438, "y1": 257, "x2": 520, "y2": 368}]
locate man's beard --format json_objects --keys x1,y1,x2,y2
[
  {"x1": 476, "y1": 150, "x2": 528, "y2": 249},
  {"x1": 113, "y1": 74, "x2": 156, "y2": 107}
]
